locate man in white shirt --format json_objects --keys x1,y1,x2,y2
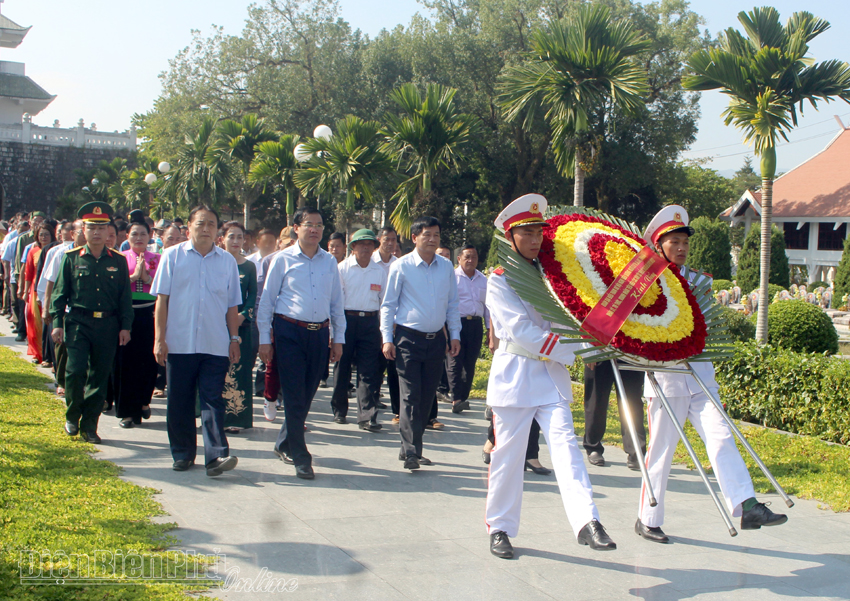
[
  {"x1": 372, "y1": 226, "x2": 400, "y2": 419},
  {"x1": 380, "y1": 216, "x2": 461, "y2": 470},
  {"x1": 152, "y1": 205, "x2": 243, "y2": 478},
  {"x1": 332, "y1": 229, "x2": 387, "y2": 431}
]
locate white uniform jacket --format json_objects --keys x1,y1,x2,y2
[
  {"x1": 486, "y1": 271, "x2": 582, "y2": 407},
  {"x1": 644, "y1": 267, "x2": 718, "y2": 398}
]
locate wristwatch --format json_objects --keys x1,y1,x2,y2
[{"x1": 230, "y1": 335, "x2": 241, "y2": 344}]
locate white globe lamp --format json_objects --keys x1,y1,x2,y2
[
  {"x1": 313, "y1": 124, "x2": 332, "y2": 140},
  {"x1": 144, "y1": 173, "x2": 157, "y2": 185}
]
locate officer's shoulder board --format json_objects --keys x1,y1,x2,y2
[
  {"x1": 110, "y1": 248, "x2": 126, "y2": 258},
  {"x1": 492, "y1": 266, "x2": 505, "y2": 276},
  {"x1": 65, "y1": 246, "x2": 83, "y2": 254}
]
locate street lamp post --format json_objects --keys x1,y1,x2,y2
[
  {"x1": 294, "y1": 125, "x2": 332, "y2": 212},
  {"x1": 144, "y1": 162, "x2": 171, "y2": 216}
]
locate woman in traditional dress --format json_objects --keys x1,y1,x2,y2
[
  {"x1": 22, "y1": 222, "x2": 56, "y2": 364},
  {"x1": 219, "y1": 221, "x2": 256, "y2": 432},
  {"x1": 114, "y1": 211, "x2": 160, "y2": 428}
]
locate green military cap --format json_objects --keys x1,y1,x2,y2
[
  {"x1": 78, "y1": 201, "x2": 113, "y2": 224},
  {"x1": 348, "y1": 228, "x2": 378, "y2": 250},
  {"x1": 30, "y1": 210, "x2": 46, "y2": 219}
]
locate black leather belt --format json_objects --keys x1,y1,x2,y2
[
  {"x1": 276, "y1": 314, "x2": 329, "y2": 331},
  {"x1": 70, "y1": 307, "x2": 115, "y2": 319},
  {"x1": 463, "y1": 315, "x2": 483, "y2": 321},
  {"x1": 396, "y1": 324, "x2": 443, "y2": 340},
  {"x1": 345, "y1": 310, "x2": 378, "y2": 317}
]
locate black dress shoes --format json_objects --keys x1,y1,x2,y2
[
  {"x1": 376, "y1": 401, "x2": 388, "y2": 409},
  {"x1": 627, "y1": 454, "x2": 641, "y2": 471},
  {"x1": 274, "y1": 448, "x2": 294, "y2": 464},
  {"x1": 635, "y1": 518, "x2": 669, "y2": 543},
  {"x1": 741, "y1": 502, "x2": 788, "y2": 530},
  {"x1": 206, "y1": 456, "x2": 238, "y2": 477},
  {"x1": 398, "y1": 453, "x2": 430, "y2": 465},
  {"x1": 119, "y1": 418, "x2": 134, "y2": 429},
  {"x1": 358, "y1": 421, "x2": 382, "y2": 432},
  {"x1": 173, "y1": 460, "x2": 194, "y2": 471},
  {"x1": 333, "y1": 416, "x2": 347, "y2": 425},
  {"x1": 524, "y1": 461, "x2": 552, "y2": 475},
  {"x1": 588, "y1": 451, "x2": 605, "y2": 466},
  {"x1": 141, "y1": 407, "x2": 152, "y2": 420},
  {"x1": 577, "y1": 520, "x2": 617, "y2": 550},
  {"x1": 64, "y1": 420, "x2": 79, "y2": 436},
  {"x1": 403, "y1": 456, "x2": 420, "y2": 470},
  {"x1": 482, "y1": 451, "x2": 491, "y2": 465},
  {"x1": 490, "y1": 530, "x2": 514, "y2": 559},
  {"x1": 295, "y1": 464, "x2": 315, "y2": 480},
  {"x1": 451, "y1": 400, "x2": 470, "y2": 413},
  {"x1": 80, "y1": 431, "x2": 102, "y2": 444}
]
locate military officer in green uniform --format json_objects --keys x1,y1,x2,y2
[{"x1": 50, "y1": 202, "x2": 133, "y2": 444}]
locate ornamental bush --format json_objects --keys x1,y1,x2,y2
[
  {"x1": 711, "y1": 279, "x2": 733, "y2": 293},
  {"x1": 807, "y1": 280, "x2": 830, "y2": 290},
  {"x1": 717, "y1": 306, "x2": 755, "y2": 342},
  {"x1": 689, "y1": 217, "x2": 732, "y2": 279},
  {"x1": 748, "y1": 283, "x2": 786, "y2": 300},
  {"x1": 736, "y1": 224, "x2": 790, "y2": 294},
  {"x1": 834, "y1": 235, "x2": 850, "y2": 304},
  {"x1": 716, "y1": 342, "x2": 850, "y2": 444},
  {"x1": 762, "y1": 300, "x2": 838, "y2": 355}
]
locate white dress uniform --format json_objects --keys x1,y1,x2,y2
[
  {"x1": 639, "y1": 206, "x2": 755, "y2": 528},
  {"x1": 485, "y1": 195, "x2": 600, "y2": 540}
]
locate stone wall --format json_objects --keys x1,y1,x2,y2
[{"x1": 0, "y1": 141, "x2": 135, "y2": 219}]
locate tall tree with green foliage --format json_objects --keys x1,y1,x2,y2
[
  {"x1": 833, "y1": 235, "x2": 850, "y2": 307},
  {"x1": 683, "y1": 6, "x2": 850, "y2": 342},
  {"x1": 688, "y1": 217, "x2": 732, "y2": 280},
  {"x1": 498, "y1": 4, "x2": 650, "y2": 206},
  {"x1": 248, "y1": 134, "x2": 302, "y2": 225},
  {"x1": 737, "y1": 224, "x2": 790, "y2": 295},
  {"x1": 170, "y1": 117, "x2": 233, "y2": 212}
]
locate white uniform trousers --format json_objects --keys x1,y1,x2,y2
[
  {"x1": 486, "y1": 401, "x2": 599, "y2": 539},
  {"x1": 639, "y1": 391, "x2": 755, "y2": 527}
]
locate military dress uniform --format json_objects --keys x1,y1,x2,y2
[
  {"x1": 485, "y1": 194, "x2": 615, "y2": 559},
  {"x1": 50, "y1": 203, "x2": 133, "y2": 442}
]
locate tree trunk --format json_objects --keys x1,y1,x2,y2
[
  {"x1": 243, "y1": 200, "x2": 251, "y2": 229},
  {"x1": 755, "y1": 177, "x2": 772, "y2": 343},
  {"x1": 573, "y1": 148, "x2": 585, "y2": 207}
]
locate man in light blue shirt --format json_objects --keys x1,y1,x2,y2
[
  {"x1": 380, "y1": 216, "x2": 461, "y2": 470},
  {"x1": 258, "y1": 208, "x2": 345, "y2": 480},
  {"x1": 152, "y1": 205, "x2": 243, "y2": 478}
]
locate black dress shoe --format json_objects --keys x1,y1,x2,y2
[
  {"x1": 358, "y1": 421, "x2": 382, "y2": 432},
  {"x1": 451, "y1": 400, "x2": 470, "y2": 413},
  {"x1": 635, "y1": 519, "x2": 669, "y2": 543},
  {"x1": 333, "y1": 416, "x2": 347, "y2": 425},
  {"x1": 14, "y1": 334, "x2": 25, "y2": 342},
  {"x1": 295, "y1": 464, "x2": 315, "y2": 480},
  {"x1": 141, "y1": 407, "x2": 151, "y2": 420},
  {"x1": 436, "y1": 391, "x2": 453, "y2": 404},
  {"x1": 206, "y1": 456, "x2": 238, "y2": 477},
  {"x1": 119, "y1": 418, "x2": 134, "y2": 429},
  {"x1": 627, "y1": 454, "x2": 641, "y2": 471},
  {"x1": 80, "y1": 431, "x2": 102, "y2": 444},
  {"x1": 376, "y1": 401, "x2": 388, "y2": 409},
  {"x1": 64, "y1": 420, "x2": 79, "y2": 436},
  {"x1": 588, "y1": 451, "x2": 605, "y2": 466},
  {"x1": 403, "y1": 456, "x2": 420, "y2": 470},
  {"x1": 274, "y1": 448, "x2": 294, "y2": 464},
  {"x1": 172, "y1": 460, "x2": 194, "y2": 471},
  {"x1": 490, "y1": 530, "x2": 514, "y2": 559},
  {"x1": 741, "y1": 501, "x2": 788, "y2": 530},
  {"x1": 417, "y1": 456, "x2": 432, "y2": 466},
  {"x1": 482, "y1": 451, "x2": 491, "y2": 465},
  {"x1": 577, "y1": 520, "x2": 617, "y2": 550},
  {"x1": 524, "y1": 461, "x2": 552, "y2": 475}
]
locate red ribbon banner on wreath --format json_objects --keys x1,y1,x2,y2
[{"x1": 580, "y1": 246, "x2": 670, "y2": 347}]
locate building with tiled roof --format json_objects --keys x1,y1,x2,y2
[
  {"x1": 0, "y1": 3, "x2": 54, "y2": 123},
  {"x1": 720, "y1": 118, "x2": 850, "y2": 283}
]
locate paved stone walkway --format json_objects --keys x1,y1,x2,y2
[{"x1": 3, "y1": 321, "x2": 850, "y2": 600}]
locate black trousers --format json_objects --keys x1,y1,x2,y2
[
  {"x1": 380, "y1": 352, "x2": 401, "y2": 415},
  {"x1": 332, "y1": 314, "x2": 381, "y2": 423},
  {"x1": 488, "y1": 415, "x2": 541, "y2": 460},
  {"x1": 273, "y1": 317, "x2": 329, "y2": 467},
  {"x1": 446, "y1": 316, "x2": 483, "y2": 402},
  {"x1": 395, "y1": 327, "x2": 446, "y2": 459},
  {"x1": 583, "y1": 361, "x2": 646, "y2": 457},
  {"x1": 166, "y1": 353, "x2": 230, "y2": 466},
  {"x1": 14, "y1": 294, "x2": 26, "y2": 335}
]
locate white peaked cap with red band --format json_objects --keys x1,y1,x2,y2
[
  {"x1": 643, "y1": 204, "x2": 695, "y2": 247},
  {"x1": 494, "y1": 193, "x2": 551, "y2": 233}
]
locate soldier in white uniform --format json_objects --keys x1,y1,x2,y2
[
  {"x1": 636, "y1": 205, "x2": 787, "y2": 543},
  {"x1": 485, "y1": 194, "x2": 616, "y2": 559}
]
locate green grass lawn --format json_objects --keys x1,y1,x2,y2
[
  {"x1": 470, "y1": 358, "x2": 850, "y2": 512},
  {"x1": 0, "y1": 346, "x2": 214, "y2": 600}
]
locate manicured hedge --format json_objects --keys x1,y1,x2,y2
[
  {"x1": 711, "y1": 279, "x2": 733, "y2": 293},
  {"x1": 716, "y1": 342, "x2": 850, "y2": 445},
  {"x1": 718, "y1": 305, "x2": 755, "y2": 342},
  {"x1": 760, "y1": 300, "x2": 839, "y2": 355}
]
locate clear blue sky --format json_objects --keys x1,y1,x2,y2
[{"x1": 6, "y1": 0, "x2": 850, "y2": 176}]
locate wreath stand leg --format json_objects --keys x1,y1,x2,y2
[
  {"x1": 643, "y1": 371, "x2": 738, "y2": 537},
  {"x1": 609, "y1": 360, "x2": 656, "y2": 507},
  {"x1": 683, "y1": 362, "x2": 794, "y2": 509}
]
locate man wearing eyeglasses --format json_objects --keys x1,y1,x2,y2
[{"x1": 257, "y1": 207, "x2": 346, "y2": 480}]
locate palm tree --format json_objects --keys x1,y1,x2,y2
[
  {"x1": 213, "y1": 114, "x2": 278, "y2": 227},
  {"x1": 170, "y1": 117, "x2": 232, "y2": 213},
  {"x1": 248, "y1": 134, "x2": 302, "y2": 225},
  {"x1": 382, "y1": 83, "x2": 479, "y2": 237},
  {"x1": 683, "y1": 7, "x2": 850, "y2": 342},
  {"x1": 498, "y1": 4, "x2": 650, "y2": 207},
  {"x1": 294, "y1": 116, "x2": 394, "y2": 233}
]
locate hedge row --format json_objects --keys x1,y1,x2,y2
[{"x1": 716, "y1": 342, "x2": 850, "y2": 445}]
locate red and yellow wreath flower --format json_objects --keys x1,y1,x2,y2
[{"x1": 537, "y1": 213, "x2": 706, "y2": 363}]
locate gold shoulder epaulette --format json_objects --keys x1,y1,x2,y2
[
  {"x1": 66, "y1": 246, "x2": 83, "y2": 254},
  {"x1": 111, "y1": 248, "x2": 125, "y2": 257}
]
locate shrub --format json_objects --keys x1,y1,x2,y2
[
  {"x1": 485, "y1": 229, "x2": 501, "y2": 269},
  {"x1": 717, "y1": 306, "x2": 755, "y2": 342},
  {"x1": 736, "y1": 224, "x2": 790, "y2": 294},
  {"x1": 711, "y1": 279, "x2": 733, "y2": 293},
  {"x1": 748, "y1": 283, "x2": 786, "y2": 300},
  {"x1": 762, "y1": 300, "x2": 838, "y2": 355},
  {"x1": 689, "y1": 217, "x2": 732, "y2": 280},
  {"x1": 716, "y1": 342, "x2": 850, "y2": 444},
  {"x1": 807, "y1": 280, "x2": 829, "y2": 290},
  {"x1": 835, "y1": 235, "x2": 850, "y2": 303}
]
